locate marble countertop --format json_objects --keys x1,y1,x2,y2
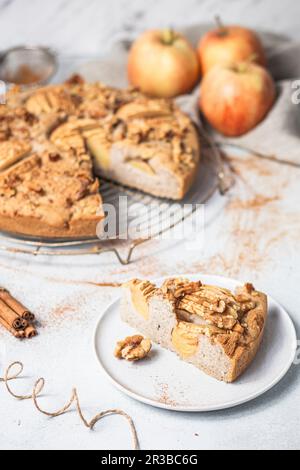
[{"x1": 0, "y1": 0, "x2": 299, "y2": 451}]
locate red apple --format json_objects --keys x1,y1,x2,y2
[
  {"x1": 128, "y1": 29, "x2": 200, "y2": 98},
  {"x1": 198, "y1": 22, "x2": 266, "y2": 76},
  {"x1": 200, "y1": 61, "x2": 276, "y2": 136}
]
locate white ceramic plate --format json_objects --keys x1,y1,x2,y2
[{"x1": 94, "y1": 274, "x2": 297, "y2": 412}]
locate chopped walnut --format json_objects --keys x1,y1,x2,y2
[
  {"x1": 173, "y1": 281, "x2": 202, "y2": 299},
  {"x1": 213, "y1": 299, "x2": 227, "y2": 314},
  {"x1": 240, "y1": 301, "x2": 257, "y2": 312},
  {"x1": 65, "y1": 74, "x2": 85, "y2": 86},
  {"x1": 27, "y1": 182, "x2": 45, "y2": 195},
  {"x1": 245, "y1": 283, "x2": 255, "y2": 294},
  {"x1": 110, "y1": 119, "x2": 127, "y2": 141},
  {"x1": 48, "y1": 152, "x2": 62, "y2": 162},
  {"x1": 0, "y1": 186, "x2": 17, "y2": 197},
  {"x1": 217, "y1": 332, "x2": 241, "y2": 357},
  {"x1": 162, "y1": 278, "x2": 202, "y2": 300},
  {"x1": 0, "y1": 127, "x2": 12, "y2": 141},
  {"x1": 244, "y1": 311, "x2": 265, "y2": 342},
  {"x1": 114, "y1": 335, "x2": 152, "y2": 361},
  {"x1": 23, "y1": 111, "x2": 38, "y2": 126},
  {"x1": 75, "y1": 176, "x2": 92, "y2": 200}
]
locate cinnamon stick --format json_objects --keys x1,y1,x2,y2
[
  {"x1": 0, "y1": 289, "x2": 35, "y2": 322},
  {"x1": 0, "y1": 316, "x2": 25, "y2": 338},
  {"x1": 24, "y1": 325, "x2": 37, "y2": 338},
  {"x1": 0, "y1": 299, "x2": 28, "y2": 331}
]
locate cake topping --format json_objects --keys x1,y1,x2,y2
[
  {"x1": 148, "y1": 278, "x2": 265, "y2": 357},
  {"x1": 0, "y1": 140, "x2": 32, "y2": 172},
  {"x1": 126, "y1": 279, "x2": 156, "y2": 320},
  {"x1": 162, "y1": 278, "x2": 202, "y2": 299},
  {"x1": 48, "y1": 152, "x2": 62, "y2": 162}
]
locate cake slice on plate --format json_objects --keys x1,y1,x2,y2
[{"x1": 121, "y1": 278, "x2": 268, "y2": 382}]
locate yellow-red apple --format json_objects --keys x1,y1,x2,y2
[
  {"x1": 128, "y1": 29, "x2": 200, "y2": 98},
  {"x1": 198, "y1": 22, "x2": 266, "y2": 76},
  {"x1": 200, "y1": 61, "x2": 276, "y2": 136}
]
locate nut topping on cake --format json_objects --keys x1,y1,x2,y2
[
  {"x1": 48, "y1": 152, "x2": 62, "y2": 162},
  {"x1": 160, "y1": 279, "x2": 264, "y2": 357},
  {"x1": 162, "y1": 278, "x2": 202, "y2": 299}
]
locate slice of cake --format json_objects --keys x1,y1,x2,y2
[
  {"x1": 0, "y1": 142, "x2": 103, "y2": 238},
  {"x1": 87, "y1": 98, "x2": 200, "y2": 200},
  {"x1": 121, "y1": 278, "x2": 268, "y2": 382},
  {"x1": 48, "y1": 94, "x2": 200, "y2": 200}
]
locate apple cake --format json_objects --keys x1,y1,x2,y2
[
  {"x1": 121, "y1": 278, "x2": 268, "y2": 382},
  {"x1": 0, "y1": 76, "x2": 200, "y2": 238}
]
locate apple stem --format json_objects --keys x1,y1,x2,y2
[
  {"x1": 215, "y1": 15, "x2": 227, "y2": 36},
  {"x1": 162, "y1": 28, "x2": 175, "y2": 45}
]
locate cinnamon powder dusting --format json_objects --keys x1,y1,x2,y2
[
  {"x1": 229, "y1": 194, "x2": 279, "y2": 210},
  {"x1": 52, "y1": 305, "x2": 77, "y2": 317},
  {"x1": 181, "y1": 153, "x2": 300, "y2": 279},
  {"x1": 154, "y1": 380, "x2": 191, "y2": 408},
  {"x1": 156, "y1": 382, "x2": 178, "y2": 407}
]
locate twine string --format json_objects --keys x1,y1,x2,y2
[{"x1": 0, "y1": 362, "x2": 139, "y2": 450}]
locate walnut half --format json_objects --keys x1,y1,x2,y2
[{"x1": 114, "y1": 335, "x2": 152, "y2": 361}]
